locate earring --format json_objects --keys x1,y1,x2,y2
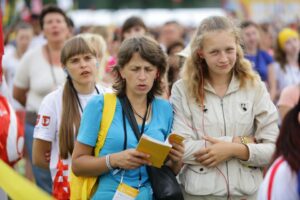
[{"x1": 96, "y1": 61, "x2": 99, "y2": 68}]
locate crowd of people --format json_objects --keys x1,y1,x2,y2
[{"x1": 0, "y1": 4, "x2": 300, "y2": 200}]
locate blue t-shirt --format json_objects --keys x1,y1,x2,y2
[
  {"x1": 245, "y1": 50, "x2": 274, "y2": 82},
  {"x1": 77, "y1": 95, "x2": 173, "y2": 199}
]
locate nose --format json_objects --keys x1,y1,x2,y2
[
  {"x1": 138, "y1": 69, "x2": 146, "y2": 80},
  {"x1": 219, "y1": 51, "x2": 228, "y2": 63},
  {"x1": 79, "y1": 59, "x2": 88, "y2": 68}
]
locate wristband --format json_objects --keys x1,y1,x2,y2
[
  {"x1": 105, "y1": 155, "x2": 114, "y2": 170},
  {"x1": 240, "y1": 136, "x2": 248, "y2": 145}
]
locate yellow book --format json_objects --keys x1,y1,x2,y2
[
  {"x1": 136, "y1": 135, "x2": 172, "y2": 168},
  {"x1": 167, "y1": 133, "x2": 185, "y2": 144}
]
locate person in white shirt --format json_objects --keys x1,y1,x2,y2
[
  {"x1": 32, "y1": 34, "x2": 109, "y2": 199},
  {"x1": 258, "y1": 99, "x2": 300, "y2": 200}
]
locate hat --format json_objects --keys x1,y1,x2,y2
[
  {"x1": 176, "y1": 43, "x2": 191, "y2": 58},
  {"x1": 278, "y1": 28, "x2": 299, "y2": 50}
]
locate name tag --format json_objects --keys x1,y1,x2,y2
[{"x1": 112, "y1": 182, "x2": 139, "y2": 200}]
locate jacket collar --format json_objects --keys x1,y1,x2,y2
[{"x1": 204, "y1": 73, "x2": 240, "y2": 96}]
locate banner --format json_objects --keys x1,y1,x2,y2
[{"x1": 0, "y1": 160, "x2": 53, "y2": 200}]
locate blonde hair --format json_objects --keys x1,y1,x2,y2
[
  {"x1": 81, "y1": 33, "x2": 108, "y2": 84},
  {"x1": 182, "y1": 16, "x2": 259, "y2": 105}
]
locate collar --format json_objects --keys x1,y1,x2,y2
[{"x1": 204, "y1": 73, "x2": 240, "y2": 96}]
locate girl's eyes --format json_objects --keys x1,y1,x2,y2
[
  {"x1": 131, "y1": 67, "x2": 155, "y2": 72},
  {"x1": 226, "y1": 48, "x2": 235, "y2": 52},
  {"x1": 210, "y1": 50, "x2": 218, "y2": 55}
]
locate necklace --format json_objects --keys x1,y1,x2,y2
[
  {"x1": 132, "y1": 103, "x2": 151, "y2": 121},
  {"x1": 45, "y1": 45, "x2": 59, "y2": 88}
]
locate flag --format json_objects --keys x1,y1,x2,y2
[{"x1": 0, "y1": 9, "x2": 4, "y2": 83}]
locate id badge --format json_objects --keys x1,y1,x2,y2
[{"x1": 112, "y1": 182, "x2": 139, "y2": 200}]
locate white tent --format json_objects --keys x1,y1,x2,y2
[{"x1": 68, "y1": 8, "x2": 225, "y2": 27}]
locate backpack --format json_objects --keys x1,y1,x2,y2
[{"x1": 70, "y1": 93, "x2": 117, "y2": 200}]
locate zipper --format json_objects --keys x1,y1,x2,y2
[{"x1": 221, "y1": 98, "x2": 230, "y2": 198}]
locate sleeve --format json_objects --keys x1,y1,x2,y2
[
  {"x1": 33, "y1": 92, "x2": 57, "y2": 142},
  {"x1": 77, "y1": 95, "x2": 104, "y2": 147},
  {"x1": 13, "y1": 51, "x2": 31, "y2": 89},
  {"x1": 170, "y1": 81, "x2": 204, "y2": 165},
  {"x1": 277, "y1": 86, "x2": 297, "y2": 107},
  {"x1": 262, "y1": 51, "x2": 274, "y2": 66},
  {"x1": 164, "y1": 101, "x2": 174, "y2": 139},
  {"x1": 241, "y1": 82, "x2": 279, "y2": 166}
]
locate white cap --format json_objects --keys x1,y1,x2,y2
[{"x1": 176, "y1": 43, "x2": 191, "y2": 58}]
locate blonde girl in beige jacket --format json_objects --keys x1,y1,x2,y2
[{"x1": 170, "y1": 16, "x2": 279, "y2": 200}]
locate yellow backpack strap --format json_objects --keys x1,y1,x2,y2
[{"x1": 94, "y1": 93, "x2": 117, "y2": 156}]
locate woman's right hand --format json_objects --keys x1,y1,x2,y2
[{"x1": 110, "y1": 149, "x2": 151, "y2": 170}]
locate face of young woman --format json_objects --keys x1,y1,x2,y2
[
  {"x1": 201, "y1": 30, "x2": 237, "y2": 79},
  {"x1": 66, "y1": 53, "x2": 97, "y2": 86},
  {"x1": 283, "y1": 37, "x2": 300, "y2": 55},
  {"x1": 120, "y1": 52, "x2": 158, "y2": 97},
  {"x1": 43, "y1": 13, "x2": 69, "y2": 43},
  {"x1": 241, "y1": 25, "x2": 260, "y2": 50}
]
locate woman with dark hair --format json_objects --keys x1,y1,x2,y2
[
  {"x1": 13, "y1": 4, "x2": 70, "y2": 193},
  {"x1": 258, "y1": 98, "x2": 300, "y2": 199},
  {"x1": 121, "y1": 16, "x2": 148, "y2": 41},
  {"x1": 72, "y1": 36, "x2": 184, "y2": 200}
]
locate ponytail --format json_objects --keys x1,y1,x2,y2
[{"x1": 59, "y1": 78, "x2": 81, "y2": 159}]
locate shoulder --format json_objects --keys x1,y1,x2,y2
[
  {"x1": 281, "y1": 84, "x2": 299, "y2": 95},
  {"x1": 88, "y1": 94, "x2": 104, "y2": 106},
  {"x1": 153, "y1": 97, "x2": 172, "y2": 110},
  {"x1": 171, "y1": 79, "x2": 188, "y2": 96},
  {"x1": 96, "y1": 84, "x2": 113, "y2": 94},
  {"x1": 259, "y1": 50, "x2": 273, "y2": 59},
  {"x1": 19, "y1": 46, "x2": 43, "y2": 65},
  {"x1": 42, "y1": 87, "x2": 63, "y2": 104}
]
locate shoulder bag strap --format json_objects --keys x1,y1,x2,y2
[
  {"x1": 94, "y1": 93, "x2": 117, "y2": 156},
  {"x1": 119, "y1": 96, "x2": 142, "y2": 140},
  {"x1": 267, "y1": 157, "x2": 284, "y2": 200}
]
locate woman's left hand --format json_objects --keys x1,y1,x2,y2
[
  {"x1": 194, "y1": 135, "x2": 233, "y2": 168},
  {"x1": 168, "y1": 142, "x2": 184, "y2": 164}
]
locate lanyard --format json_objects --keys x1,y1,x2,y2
[
  {"x1": 72, "y1": 80, "x2": 100, "y2": 113},
  {"x1": 121, "y1": 96, "x2": 150, "y2": 188}
]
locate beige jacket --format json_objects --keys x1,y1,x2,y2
[{"x1": 170, "y1": 75, "x2": 279, "y2": 198}]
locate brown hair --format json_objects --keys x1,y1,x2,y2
[
  {"x1": 121, "y1": 16, "x2": 147, "y2": 41},
  {"x1": 182, "y1": 16, "x2": 259, "y2": 105},
  {"x1": 113, "y1": 36, "x2": 167, "y2": 99},
  {"x1": 59, "y1": 35, "x2": 98, "y2": 159},
  {"x1": 272, "y1": 99, "x2": 300, "y2": 172},
  {"x1": 39, "y1": 4, "x2": 68, "y2": 30}
]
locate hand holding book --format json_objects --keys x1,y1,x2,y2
[{"x1": 136, "y1": 133, "x2": 185, "y2": 168}]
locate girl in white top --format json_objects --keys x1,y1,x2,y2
[
  {"x1": 32, "y1": 34, "x2": 109, "y2": 199},
  {"x1": 258, "y1": 100, "x2": 300, "y2": 200},
  {"x1": 273, "y1": 28, "x2": 300, "y2": 100}
]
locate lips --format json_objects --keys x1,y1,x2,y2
[
  {"x1": 137, "y1": 84, "x2": 147, "y2": 90},
  {"x1": 81, "y1": 71, "x2": 90, "y2": 76}
]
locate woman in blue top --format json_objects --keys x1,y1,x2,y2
[
  {"x1": 72, "y1": 36, "x2": 184, "y2": 200},
  {"x1": 240, "y1": 21, "x2": 277, "y2": 101}
]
